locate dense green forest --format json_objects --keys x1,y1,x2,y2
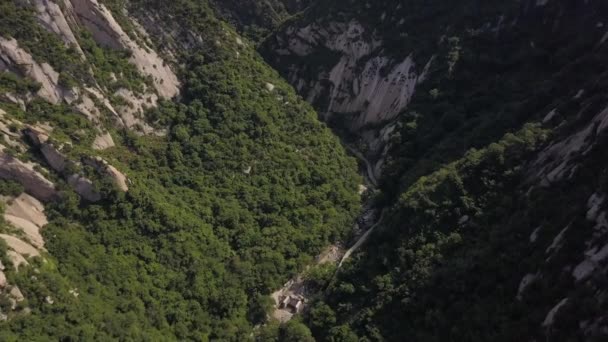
[
  {"x1": 1, "y1": 0, "x2": 608, "y2": 341},
  {"x1": 209, "y1": 0, "x2": 311, "y2": 42},
  {"x1": 263, "y1": 0, "x2": 608, "y2": 341},
  {"x1": 0, "y1": 0, "x2": 360, "y2": 340}
]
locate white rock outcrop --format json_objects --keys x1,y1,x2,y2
[
  {"x1": 0, "y1": 37, "x2": 67, "y2": 104},
  {"x1": 265, "y1": 82, "x2": 276, "y2": 91},
  {"x1": 326, "y1": 54, "x2": 417, "y2": 127},
  {"x1": 0, "y1": 271, "x2": 6, "y2": 288},
  {"x1": 5, "y1": 193, "x2": 48, "y2": 228},
  {"x1": 545, "y1": 226, "x2": 569, "y2": 256},
  {"x1": 75, "y1": 87, "x2": 122, "y2": 125},
  {"x1": 24, "y1": 127, "x2": 110, "y2": 201},
  {"x1": 516, "y1": 273, "x2": 538, "y2": 300},
  {"x1": 0, "y1": 234, "x2": 40, "y2": 258},
  {"x1": 570, "y1": 193, "x2": 608, "y2": 281},
  {"x1": 24, "y1": 127, "x2": 70, "y2": 173},
  {"x1": 105, "y1": 165, "x2": 128, "y2": 192},
  {"x1": 3, "y1": 193, "x2": 48, "y2": 249},
  {"x1": 530, "y1": 226, "x2": 541, "y2": 243},
  {"x1": 274, "y1": 20, "x2": 426, "y2": 130},
  {"x1": 4, "y1": 215, "x2": 44, "y2": 249},
  {"x1": 0, "y1": 35, "x2": 119, "y2": 131},
  {"x1": 27, "y1": 0, "x2": 85, "y2": 56},
  {"x1": 40, "y1": 144, "x2": 68, "y2": 173},
  {"x1": 268, "y1": 18, "x2": 432, "y2": 179},
  {"x1": 92, "y1": 131, "x2": 115, "y2": 150},
  {"x1": 74, "y1": 92, "x2": 103, "y2": 122},
  {"x1": 69, "y1": 0, "x2": 180, "y2": 98},
  {"x1": 0, "y1": 111, "x2": 26, "y2": 151},
  {"x1": 0, "y1": 150, "x2": 57, "y2": 202},
  {"x1": 113, "y1": 88, "x2": 158, "y2": 133},
  {"x1": 2, "y1": 1, "x2": 176, "y2": 137},
  {"x1": 83, "y1": 156, "x2": 128, "y2": 192},
  {"x1": 9, "y1": 286, "x2": 24, "y2": 303},
  {"x1": 6, "y1": 251, "x2": 28, "y2": 269}
]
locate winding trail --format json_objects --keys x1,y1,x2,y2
[
  {"x1": 271, "y1": 144, "x2": 385, "y2": 320},
  {"x1": 336, "y1": 144, "x2": 385, "y2": 268},
  {"x1": 344, "y1": 144, "x2": 378, "y2": 187},
  {"x1": 338, "y1": 209, "x2": 385, "y2": 268}
]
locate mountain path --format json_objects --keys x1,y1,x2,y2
[{"x1": 270, "y1": 144, "x2": 384, "y2": 321}]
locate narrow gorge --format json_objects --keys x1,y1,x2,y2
[{"x1": 0, "y1": 0, "x2": 607, "y2": 341}]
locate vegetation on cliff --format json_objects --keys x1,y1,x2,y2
[{"x1": 0, "y1": 0, "x2": 359, "y2": 340}]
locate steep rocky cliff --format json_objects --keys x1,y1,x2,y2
[
  {"x1": 0, "y1": 0, "x2": 139, "y2": 207},
  {"x1": 265, "y1": 19, "x2": 421, "y2": 129},
  {"x1": 262, "y1": 1, "x2": 520, "y2": 179},
  {"x1": 1, "y1": 0, "x2": 608, "y2": 340},
  {"x1": 260, "y1": 0, "x2": 608, "y2": 340},
  {"x1": 209, "y1": 0, "x2": 312, "y2": 41},
  {"x1": 0, "y1": 0, "x2": 360, "y2": 339}
]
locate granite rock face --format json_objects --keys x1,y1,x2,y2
[{"x1": 0, "y1": 150, "x2": 57, "y2": 203}]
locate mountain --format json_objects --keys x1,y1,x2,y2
[
  {"x1": 209, "y1": 0, "x2": 311, "y2": 42},
  {"x1": 0, "y1": 0, "x2": 359, "y2": 339},
  {"x1": 0, "y1": 0, "x2": 607, "y2": 341},
  {"x1": 262, "y1": 0, "x2": 608, "y2": 341}
]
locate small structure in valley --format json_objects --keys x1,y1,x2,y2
[{"x1": 279, "y1": 294, "x2": 305, "y2": 313}]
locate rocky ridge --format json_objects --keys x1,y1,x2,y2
[{"x1": 261, "y1": 0, "x2": 608, "y2": 339}]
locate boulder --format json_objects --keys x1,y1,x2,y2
[
  {"x1": 67, "y1": 174, "x2": 101, "y2": 202},
  {"x1": 1, "y1": 93, "x2": 26, "y2": 111},
  {"x1": 92, "y1": 131, "x2": 115, "y2": 150},
  {"x1": 40, "y1": 144, "x2": 68, "y2": 173},
  {"x1": 9, "y1": 286, "x2": 24, "y2": 302},
  {"x1": 4, "y1": 193, "x2": 47, "y2": 229},
  {"x1": 24, "y1": 127, "x2": 68, "y2": 173},
  {"x1": 105, "y1": 164, "x2": 128, "y2": 191},
  {"x1": 0, "y1": 234, "x2": 40, "y2": 258},
  {"x1": 0, "y1": 151, "x2": 57, "y2": 202},
  {"x1": 3, "y1": 215, "x2": 44, "y2": 249},
  {"x1": 265, "y1": 82, "x2": 276, "y2": 91},
  {"x1": 23, "y1": 126, "x2": 50, "y2": 146},
  {"x1": 83, "y1": 157, "x2": 128, "y2": 191}
]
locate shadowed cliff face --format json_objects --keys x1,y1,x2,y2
[
  {"x1": 259, "y1": 0, "x2": 608, "y2": 340},
  {"x1": 260, "y1": 0, "x2": 522, "y2": 179},
  {"x1": 261, "y1": 0, "x2": 515, "y2": 126},
  {"x1": 2, "y1": 0, "x2": 608, "y2": 340},
  {"x1": 261, "y1": 0, "x2": 608, "y2": 175},
  {"x1": 0, "y1": 1, "x2": 361, "y2": 339},
  {"x1": 208, "y1": 0, "x2": 312, "y2": 41}
]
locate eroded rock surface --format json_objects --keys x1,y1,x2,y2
[
  {"x1": 92, "y1": 131, "x2": 115, "y2": 150},
  {"x1": 27, "y1": 0, "x2": 85, "y2": 56},
  {"x1": 69, "y1": 0, "x2": 180, "y2": 98},
  {"x1": 0, "y1": 150, "x2": 57, "y2": 202},
  {"x1": 3, "y1": 193, "x2": 48, "y2": 250},
  {"x1": 67, "y1": 174, "x2": 101, "y2": 202},
  {"x1": 265, "y1": 20, "x2": 428, "y2": 131},
  {"x1": 0, "y1": 37, "x2": 67, "y2": 104},
  {"x1": 84, "y1": 156, "x2": 128, "y2": 192}
]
